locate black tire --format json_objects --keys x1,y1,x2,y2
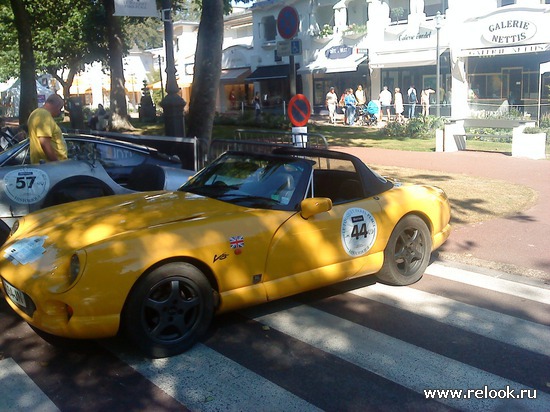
[
  {"x1": 377, "y1": 215, "x2": 432, "y2": 286},
  {"x1": 123, "y1": 263, "x2": 214, "y2": 358},
  {"x1": 0, "y1": 219, "x2": 10, "y2": 247}
]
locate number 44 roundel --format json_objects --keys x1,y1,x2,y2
[{"x1": 341, "y1": 208, "x2": 377, "y2": 257}]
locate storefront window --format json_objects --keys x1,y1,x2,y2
[
  {"x1": 486, "y1": 74, "x2": 503, "y2": 99},
  {"x1": 525, "y1": 72, "x2": 539, "y2": 99},
  {"x1": 262, "y1": 16, "x2": 276, "y2": 41},
  {"x1": 387, "y1": 0, "x2": 447, "y2": 17}
]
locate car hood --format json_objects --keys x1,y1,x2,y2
[{"x1": 9, "y1": 191, "x2": 248, "y2": 250}]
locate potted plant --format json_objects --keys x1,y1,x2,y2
[
  {"x1": 391, "y1": 7, "x2": 404, "y2": 22},
  {"x1": 314, "y1": 24, "x2": 334, "y2": 43},
  {"x1": 343, "y1": 23, "x2": 368, "y2": 38}
]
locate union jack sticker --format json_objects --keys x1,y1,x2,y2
[{"x1": 229, "y1": 235, "x2": 244, "y2": 249}]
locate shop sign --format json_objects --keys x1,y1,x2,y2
[
  {"x1": 482, "y1": 18, "x2": 537, "y2": 45},
  {"x1": 460, "y1": 43, "x2": 549, "y2": 57},
  {"x1": 325, "y1": 45, "x2": 353, "y2": 60},
  {"x1": 398, "y1": 31, "x2": 433, "y2": 41}
]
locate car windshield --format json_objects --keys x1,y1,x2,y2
[
  {"x1": 180, "y1": 152, "x2": 313, "y2": 211},
  {"x1": 0, "y1": 139, "x2": 29, "y2": 166}
]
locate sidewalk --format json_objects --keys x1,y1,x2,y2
[{"x1": 336, "y1": 147, "x2": 550, "y2": 282}]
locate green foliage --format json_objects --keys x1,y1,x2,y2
[
  {"x1": 381, "y1": 121, "x2": 407, "y2": 138},
  {"x1": 539, "y1": 113, "x2": 550, "y2": 129},
  {"x1": 390, "y1": 7, "x2": 405, "y2": 21},
  {"x1": 0, "y1": 5, "x2": 19, "y2": 80},
  {"x1": 382, "y1": 116, "x2": 444, "y2": 139},
  {"x1": 124, "y1": 17, "x2": 163, "y2": 50},
  {"x1": 344, "y1": 24, "x2": 367, "y2": 36},
  {"x1": 214, "y1": 111, "x2": 289, "y2": 130},
  {"x1": 318, "y1": 24, "x2": 333, "y2": 37},
  {"x1": 523, "y1": 127, "x2": 545, "y2": 134}
]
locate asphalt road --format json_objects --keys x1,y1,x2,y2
[{"x1": 1, "y1": 261, "x2": 549, "y2": 411}]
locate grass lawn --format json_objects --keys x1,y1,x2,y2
[{"x1": 132, "y1": 120, "x2": 518, "y2": 153}]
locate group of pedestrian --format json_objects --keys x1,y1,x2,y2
[
  {"x1": 325, "y1": 84, "x2": 367, "y2": 126},
  {"x1": 378, "y1": 85, "x2": 409, "y2": 122},
  {"x1": 326, "y1": 83, "x2": 439, "y2": 126},
  {"x1": 377, "y1": 84, "x2": 437, "y2": 121}
]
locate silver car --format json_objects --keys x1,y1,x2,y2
[{"x1": 0, "y1": 134, "x2": 194, "y2": 240}]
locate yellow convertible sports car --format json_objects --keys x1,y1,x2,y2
[{"x1": 0, "y1": 147, "x2": 451, "y2": 358}]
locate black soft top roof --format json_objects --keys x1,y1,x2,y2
[{"x1": 272, "y1": 146, "x2": 393, "y2": 197}]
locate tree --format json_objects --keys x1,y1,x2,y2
[
  {"x1": 1, "y1": 0, "x2": 106, "y2": 124},
  {"x1": 186, "y1": 0, "x2": 225, "y2": 143},
  {"x1": 7, "y1": 0, "x2": 37, "y2": 124},
  {"x1": 103, "y1": 0, "x2": 133, "y2": 130}
]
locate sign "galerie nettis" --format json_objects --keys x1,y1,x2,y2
[{"x1": 482, "y1": 19, "x2": 536, "y2": 45}]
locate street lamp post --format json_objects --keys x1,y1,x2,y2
[
  {"x1": 435, "y1": 11, "x2": 443, "y2": 118},
  {"x1": 158, "y1": 55, "x2": 165, "y2": 100},
  {"x1": 160, "y1": 0, "x2": 186, "y2": 137}
]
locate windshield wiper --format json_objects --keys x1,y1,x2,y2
[{"x1": 216, "y1": 193, "x2": 278, "y2": 205}]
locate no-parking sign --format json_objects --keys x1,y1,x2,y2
[
  {"x1": 288, "y1": 94, "x2": 311, "y2": 127},
  {"x1": 277, "y1": 6, "x2": 299, "y2": 40}
]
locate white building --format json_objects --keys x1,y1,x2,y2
[
  {"x1": 71, "y1": 0, "x2": 550, "y2": 120},
  {"x1": 233, "y1": 0, "x2": 549, "y2": 119}
]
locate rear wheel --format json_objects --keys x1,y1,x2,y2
[
  {"x1": 123, "y1": 263, "x2": 214, "y2": 358},
  {"x1": 377, "y1": 215, "x2": 431, "y2": 286}
]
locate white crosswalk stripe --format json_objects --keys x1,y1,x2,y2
[
  {"x1": 110, "y1": 342, "x2": 322, "y2": 412},
  {"x1": 0, "y1": 358, "x2": 59, "y2": 412},
  {"x1": 246, "y1": 303, "x2": 550, "y2": 411},
  {"x1": 2, "y1": 263, "x2": 549, "y2": 411},
  {"x1": 425, "y1": 262, "x2": 550, "y2": 304},
  {"x1": 345, "y1": 282, "x2": 550, "y2": 356}
]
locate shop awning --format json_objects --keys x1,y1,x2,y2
[
  {"x1": 298, "y1": 53, "x2": 368, "y2": 74},
  {"x1": 369, "y1": 48, "x2": 446, "y2": 69},
  {"x1": 220, "y1": 67, "x2": 251, "y2": 83},
  {"x1": 246, "y1": 65, "x2": 291, "y2": 81}
]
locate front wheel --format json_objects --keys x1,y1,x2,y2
[
  {"x1": 123, "y1": 263, "x2": 214, "y2": 358},
  {"x1": 377, "y1": 215, "x2": 432, "y2": 286}
]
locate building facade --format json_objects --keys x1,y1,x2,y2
[{"x1": 216, "y1": 0, "x2": 550, "y2": 119}]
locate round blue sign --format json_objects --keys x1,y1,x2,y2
[{"x1": 277, "y1": 6, "x2": 299, "y2": 40}]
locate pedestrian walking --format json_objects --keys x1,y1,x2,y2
[
  {"x1": 407, "y1": 85, "x2": 417, "y2": 118},
  {"x1": 344, "y1": 88, "x2": 357, "y2": 126},
  {"x1": 421, "y1": 89, "x2": 434, "y2": 116},
  {"x1": 355, "y1": 85, "x2": 366, "y2": 105},
  {"x1": 325, "y1": 87, "x2": 338, "y2": 124},
  {"x1": 379, "y1": 86, "x2": 392, "y2": 122},
  {"x1": 394, "y1": 88, "x2": 404, "y2": 123},
  {"x1": 27, "y1": 94, "x2": 67, "y2": 163},
  {"x1": 253, "y1": 92, "x2": 262, "y2": 120}
]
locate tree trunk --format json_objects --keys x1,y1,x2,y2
[
  {"x1": 104, "y1": 0, "x2": 134, "y2": 131},
  {"x1": 10, "y1": 0, "x2": 37, "y2": 125},
  {"x1": 187, "y1": 0, "x2": 224, "y2": 143}
]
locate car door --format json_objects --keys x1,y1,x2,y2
[{"x1": 262, "y1": 196, "x2": 384, "y2": 301}]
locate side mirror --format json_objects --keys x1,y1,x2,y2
[{"x1": 300, "y1": 197, "x2": 332, "y2": 219}]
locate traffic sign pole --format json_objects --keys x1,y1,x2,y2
[
  {"x1": 277, "y1": 6, "x2": 300, "y2": 98},
  {"x1": 290, "y1": 56, "x2": 296, "y2": 96}
]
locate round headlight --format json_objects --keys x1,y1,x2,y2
[{"x1": 69, "y1": 254, "x2": 81, "y2": 284}]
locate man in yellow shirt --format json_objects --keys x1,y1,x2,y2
[{"x1": 28, "y1": 94, "x2": 68, "y2": 163}]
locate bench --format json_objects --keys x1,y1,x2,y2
[{"x1": 441, "y1": 118, "x2": 546, "y2": 159}]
